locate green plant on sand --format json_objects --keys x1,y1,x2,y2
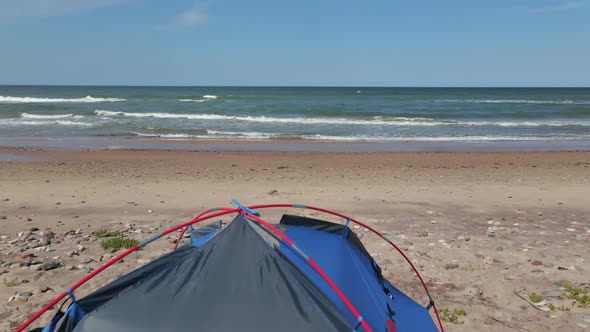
[
  {"x1": 548, "y1": 303, "x2": 571, "y2": 311},
  {"x1": 92, "y1": 229, "x2": 121, "y2": 238},
  {"x1": 529, "y1": 292, "x2": 544, "y2": 303},
  {"x1": 443, "y1": 263, "x2": 459, "y2": 270},
  {"x1": 2, "y1": 277, "x2": 18, "y2": 287},
  {"x1": 440, "y1": 308, "x2": 467, "y2": 324},
  {"x1": 563, "y1": 284, "x2": 589, "y2": 308},
  {"x1": 100, "y1": 237, "x2": 139, "y2": 250}
]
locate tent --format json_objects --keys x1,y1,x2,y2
[{"x1": 19, "y1": 202, "x2": 444, "y2": 332}]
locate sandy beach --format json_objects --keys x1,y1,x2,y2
[{"x1": 1, "y1": 147, "x2": 589, "y2": 331}]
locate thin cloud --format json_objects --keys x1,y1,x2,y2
[
  {"x1": 160, "y1": 8, "x2": 207, "y2": 30},
  {"x1": 530, "y1": 0, "x2": 589, "y2": 12},
  {"x1": 0, "y1": 0, "x2": 129, "y2": 19}
]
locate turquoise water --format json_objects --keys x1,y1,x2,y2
[{"x1": 1, "y1": 86, "x2": 589, "y2": 141}]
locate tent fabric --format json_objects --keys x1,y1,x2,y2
[
  {"x1": 41, "y1": 213, "x2": 438, "y2": 332},
  {"x1": 278, "y1": 215, "x2": 438, "y2": 331},
  {"x1": 51, "y1": 215, "x2": 351, "y2": 332},
  {"x1": 189, "y1": 219, "x2": 222, "y2": 247}
]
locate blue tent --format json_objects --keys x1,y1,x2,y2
[{"x1": 22, "y1": 203, "x2": 442, "y2": 332}]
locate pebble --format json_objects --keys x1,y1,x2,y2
[
  {"x1": 29, "y1": 264, "x2": 42, "y2": 271},
  {"x1": 41, "y1": 261, "x2": 59, "y2": 271},
  {"x1": 100, "y1": 253, "x2": 113, "y2": 262},
  {"x1": 18, "y1": 291, "x2": 33, "y2": 297},
  {"x1": 430, "y1": 220, "x2": 437, "y2": 224},
  {"x1": 566, "y1": 228, "x2": 576, "y2": 232},
  {"x1": 543, "y1": 262, "x2": 554, "y2": 268},
  {"x1": 574, "y1": 265, "x2": 584, "y2": 272},
  {"x1": 77, "y1": 245, "x2": 86, "y2": 252},
  {"x1": 496, "y1": 246, "x2": 504, "y2": 251},
  {"x1": 528, "y1": 315, "x2": 540, "y2": 322},
  {"x1": 40, "y1": 237, "x2": 51, "y2": 246},
  {"x1": 8, "y1": 295, "x2": 28, "y2": 304},
  {"x1": 66, "y1": 250, "x2": 78, "y2": 257},
  {"x1": 147, "y1": 210, "x2": 153, "y2": 213},
  {"x1": 531, "y1": 260, "x2": 543, "y2": 266}
]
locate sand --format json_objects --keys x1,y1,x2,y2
[{"x1": 1, "y1": 147, "x2": 589, "y2": 331}]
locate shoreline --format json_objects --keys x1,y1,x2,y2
[{"x1": 2, "y1": 137, "x2": 590, "y2": 152}]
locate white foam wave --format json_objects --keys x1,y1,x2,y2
[
  {"x1": 94, "y1": 111, "x2": 443, "y2": 125},
  {"x1": 131, "y1": 132, "x2": 206, "y2": 139},
  {"x1": 460, "y1": 120, "x2": 590, "y2": 127},
  {"x1": 0, "y1": 119, "x2": 93, "y2": 127},
  {"x1": 437, "y1": 99, "x2": 589, "y2": 105},
  {"x1": 128, "y1": 131, "x2": 590, "y2": 142},
  {"x1": 94, "y1": 110, "x2": 590, "y2": 127},
  {"x1": 203, "y1": 95, "x2": 218, "y2": 99},
  {"x1": 208, "y1": 130, "x2": 283, "y2": 139},
  {"x1": 0, "y1": 95, "x2": 126, "y2": 103},
  {"x1": 21, "y1": 113, "x2": 83, "y2": 119},
  {"x1": 179, "y1": 99, "x2": 207, "y2": 102}
]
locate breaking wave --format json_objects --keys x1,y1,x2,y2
[
  {"x1": 94, "y1": 110, "x2": 590, "y2": 127},
  {"x1": 0, "y1": 119, "x2": 93, "y2": 127},
  {"x1": 128, "y1": 131, "x2": 590, "y2": 141},
  {"x1": 0, "y1": 95, "x2": 126, "y2": 103},
  {"x1": 21, "y1": 113, "x2": 83, "y2": 119},
  {"x1": 179, "y1": 99, "x2": 207, "y2": 102}
]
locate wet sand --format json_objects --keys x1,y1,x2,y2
[{"x1": 1, "y1": 147, "x2": 589, "y2": 331}]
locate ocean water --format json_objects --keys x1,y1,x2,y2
[{"x1": 1, "y1": 86, "x2": 589, "y2": 142}]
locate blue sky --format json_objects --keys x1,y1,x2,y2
[{"x1": 0, "y1": 0, "x2": 588, "y2": 86}]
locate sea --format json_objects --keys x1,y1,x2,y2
[{"x1": 1, "y1": 86, "x2": 589, "y2": 145}]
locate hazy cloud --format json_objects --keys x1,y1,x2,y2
[
  {"x1": 0, "y1": 0, "x2": 129, "y2": 19},
  {"x1": 531, "y1": 0, "x2": 589, "y2": 12},
  {"x1": 160, "y1": 8, "x2": 207, "y2": 30}
]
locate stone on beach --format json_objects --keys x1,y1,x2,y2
[{"x1": 41, "y1": 261, "x2": 59, "y2": 271}]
